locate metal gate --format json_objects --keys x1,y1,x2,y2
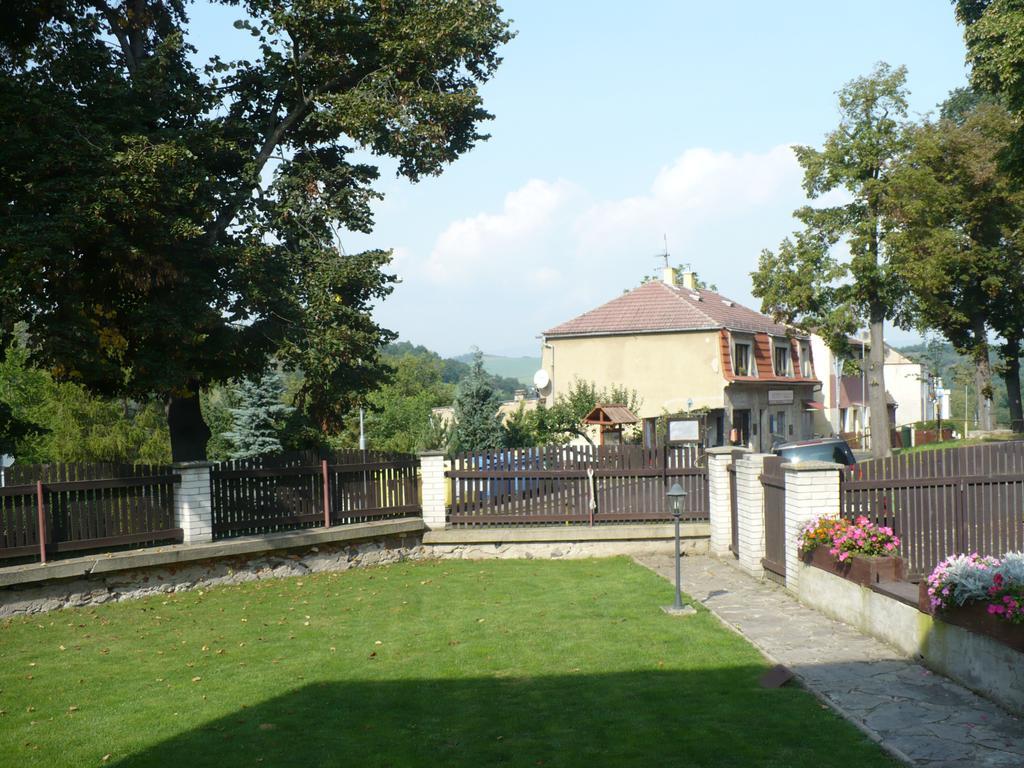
[{"x1": 760, "y1": 455, "x2": 786, "y2": 583}]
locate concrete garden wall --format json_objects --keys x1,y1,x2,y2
[
  {"x1": 0, "y1": 519, "x2": 708, "y2": 617},
  {"x1": 798, "y1": 563, "x2": 1024, "y2": 717}
]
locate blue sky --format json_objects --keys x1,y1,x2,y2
[{"x1": 191, "y1": 1, "x2": 969, "y2": 357}]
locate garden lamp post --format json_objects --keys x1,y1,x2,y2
[{"x1": 662, "y1": 482, "x2": 696, "y2": 615}]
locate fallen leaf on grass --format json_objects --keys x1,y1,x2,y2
[
  {"x1": 102, "y1": 754, "x2": 111, "y2": 762},
  {"x1": 192, "y1": 676, "x2": 202, "y2": 683},
  {"x1": 258, "y1": 723, "x2": 276, "y2": 731}
]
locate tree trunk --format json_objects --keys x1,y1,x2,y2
[
  {"x1": 972, "y1": 317, "x2": 994, "y2": 433},
  {"x1": 167, "y1": 382, "x2": 211, "y2": 463},
  {"x1": 867, "y1": 306, "x2": 891, "y2": 459},
  {"x1": 1002, "y1": 336, "x2": 1024, "y2": 434}
]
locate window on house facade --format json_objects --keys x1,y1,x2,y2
[
  {"x1": 773, "y1": 341, "x2": 792, "y2": 377},
  {"x1": 800, "y1": 341, "x2": 812, "y2": 378},
  {"x1": 733, "y1": 340, "x2": 753, "y2": 376}
]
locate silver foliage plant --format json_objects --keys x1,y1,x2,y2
[
  {"x1": 944, "y1": 554, "x2": 1000, "y2": 606},
  {"x1": 996, "y1": 551, "x2": 1024, "y2": 584}
]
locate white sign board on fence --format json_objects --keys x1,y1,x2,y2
[
  {"x1": 768, "y1": 390, "x2": 794, "y2": 405},
  {"x1": 668, "y1": 419, "x2": 700, "y2": 442}
]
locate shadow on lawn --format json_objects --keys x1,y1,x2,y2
[{"x1": 115, "y1": 667, "x2": 892, "y2": 768}]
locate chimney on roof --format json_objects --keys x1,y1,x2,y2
[
  {"x1": 514, "y1": 388, "x2": 526, "y2": 402},
  {"x1": 662, "y1": 266, "x2": 677, "y2": 286},
  {"x1": 681, "y1": 270, "x2": 698, "y2": 291}
]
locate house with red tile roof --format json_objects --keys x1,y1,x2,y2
[{"x1": 539, "y1": 268, "x2": 825, "y2": 451}]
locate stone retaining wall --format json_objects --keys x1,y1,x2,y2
[
  {"x1": 1, "y1": 523, "x2": 710, "y2": 617},
  {"x1": 0, "y1": 535, "x2": 426, "y2": 618},
  {"x1": 427, "y1": 537, "x2": 705, "y2": 561}
]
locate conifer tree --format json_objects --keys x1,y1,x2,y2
[
  {"x1": 225, "y1": 369, "x2": 294, "y2": 460},
  {"x1": 451, "y1": 351, "x2": 504, "y2": 453}
]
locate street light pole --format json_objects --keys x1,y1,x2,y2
[{"x1": 662, "y1": 482, "x2": 696, "y2": 616}]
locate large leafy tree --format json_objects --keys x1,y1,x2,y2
[
  {"x1": 753, "y1": 63, "x2": 912, "y2": 458},
  {"x1": 887, "y1": 96, "x2": 1024, "y2": 431},
  {"x1": 0, "y1": 339, "x2": 171, "y2": 464},
  {"x1": 955, "y1": 0, "x2": 1024, "y2": 171},
  {"x1": 355, "y1": 352, "x2": 454, "y2": 453},
  {"x1": 0, "y1": 1, "x2": 513, "y2": 461}
]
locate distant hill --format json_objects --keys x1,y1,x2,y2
[
  {"x1": 382, "y1": 342, "x2": 528, "y2": 401},
  {"x1": 453, "y1": 353, "x2": 541, "y2": 387}
]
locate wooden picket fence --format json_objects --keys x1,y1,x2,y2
[
  {"x1": 0, "y1": 463, "x2": 181, "y2": 562},
  {"x1": 210, "y1": 449, "x2": 420, "y2": 539},
  {"x1": 447, "y1": 445, "x2": 707, "y2": 526},
  {"x1": 842, "y1": 441, "x2": 1024, "y2": 579}
]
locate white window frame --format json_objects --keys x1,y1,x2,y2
[
  {"x1": 732, "y1": 337, "x2": 755, "y2": 377},
  {"x1": 773, "y1": 340, "x2": 792, "y2": 377},
  {"x1": 799, "y1": 340, "x2": 812, "y2": 378}
]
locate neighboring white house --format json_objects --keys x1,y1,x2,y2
[{"x1": 808, "y1": 334, "x2": 940, "y2": 446}]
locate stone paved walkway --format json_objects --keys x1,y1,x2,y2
[{"x1": 636, "y1": 554, "x2": 1024, "y2": 767}]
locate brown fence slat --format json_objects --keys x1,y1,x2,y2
[
  {"x1": 210, "y1": 450, "x2": 422, "y2": 540},
  {"x1": 842, "y1": 441, "x2": 1024, "y2": 579},
  {"x1": 444, "y1": 444, "x2": 707, "y2": 527},
  {"x1": 0, "y1": 463, "x2": 182, "y2": 562}
]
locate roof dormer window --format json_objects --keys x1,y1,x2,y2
[
  {"x1": 773, "y1": 340, "x2": 792, "y2": 377},
  {"x1": 733, "y1": 338, "x2": 754, "y2": 377}
]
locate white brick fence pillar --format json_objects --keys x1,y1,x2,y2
[
  {"x1": 706, "y1": 446, "x2": 748, "y2": 557},
  {"x1": 734, "y1": 453, "x2": 772, "y2": 578},
  {"x1": 783, "y1": 461, "x2": 842, "y2": 593},
  {"x1": 172, "y1": 461, "x2": 214, "y2": 544},
  {"x1": 419, "y1": 451, "x2": 447, "y2": 529}
]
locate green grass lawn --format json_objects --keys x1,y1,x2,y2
[
  {"x1": 894, "y1": 434, "x2": 1024, "y2": 455},
  {"x1": 0, "y1": 558, "x2": 898, "y2": 768}
]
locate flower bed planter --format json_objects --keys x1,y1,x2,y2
[
  {"x1": 919, "y1": 583, "x2": 1024, "y2": 652},
  {"x1": 802, "y1": 545, "x2": 905, "y2": 586},
  {"x1": 917, "y1": 581, "x2": 1024, "y2": 653}
]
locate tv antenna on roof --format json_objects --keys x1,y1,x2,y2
[{"x1": 655, "y1": 234, "x2": 670, "y2": 269}]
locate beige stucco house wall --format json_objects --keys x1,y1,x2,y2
[
  {"x1": 540, "y1": 330, "x2": 725, "y2": 417},
  {"x1": 539, "y1": 269, "x2": 823, "y2": 451}
]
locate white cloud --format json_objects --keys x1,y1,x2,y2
[
  {"x1": 424, "y1": 178, "x2": 580, "y2": 282},
  {"x1": 573, "y1": 145, "x2": 800, "y2": 258},
  {"x1": 401, "y1": 145, "x2": 808, "y2": 354}
]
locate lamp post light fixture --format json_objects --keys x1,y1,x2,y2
[{"x1": 662, "y1": 482, "x2": 696, "y2": 616}]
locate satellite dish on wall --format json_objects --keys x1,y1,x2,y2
[{"x1": 533, "y1": 368, "x2": 551, "y2": 393}]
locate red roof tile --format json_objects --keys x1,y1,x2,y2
[{"x1": 544, "y1": 280, "x2": 796, "y2": 338}]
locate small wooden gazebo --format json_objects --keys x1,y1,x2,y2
[{"x1": 583, "y1": 404, "x2": 639, "y2": 446}]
